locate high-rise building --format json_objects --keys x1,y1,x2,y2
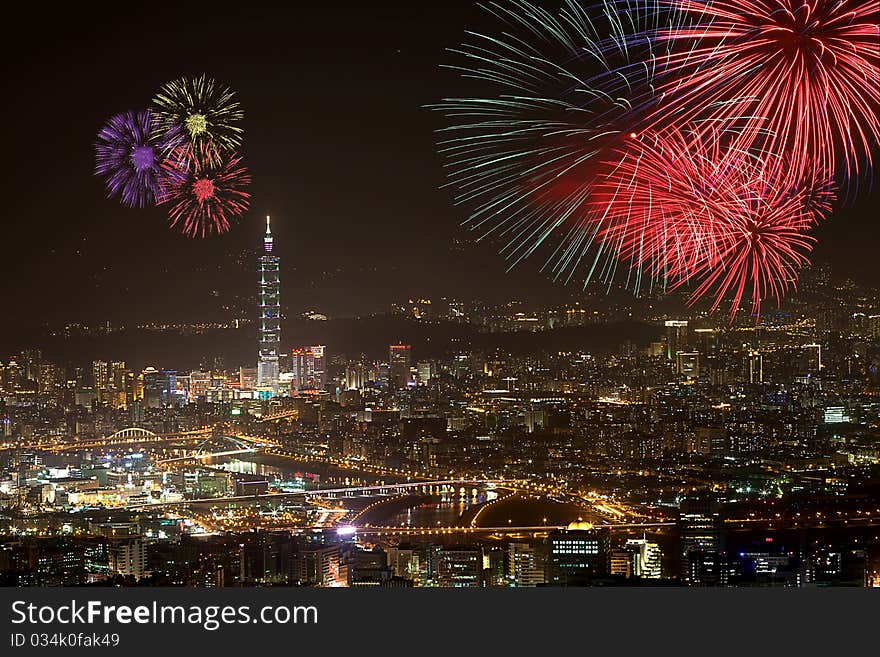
[
  {"x1": 189, "y1": 370, "x2": 211, "y2": 401},
  {"x1": 20, "y1": 349, "x2": 41, "y2": 383},
  {"x1": 110, "y1": 361, "x2": 126, "y2": 390},
  {"x1": 436, "y1": 546, "x2": 482, "y2": 587},
  {"x1": 416, "y1": 361, "x2": 433, "y2": 385},
  {"x1": 257, "y1": 215, "x2": 281, "y2": 392},
  {"x1": 693, "y1": 328, "x2": 718, "y2": 355},
  {"x1": 524, "y1": 408, "x2": 546, "y2": 434},
  {"x1": 143, "y1": 368, "x2": 177, "y2": 409},
  {"x1": 548, "y1": 524, "x2": 610, "y2": 585},
  {"x1": 508, "y1": 542, "x2": 546, "y2": 587},
  {"x1": 37, "y1": 362, "x2": 60, "y2": 397},
  {"x1": 747, "y1": 351, "x2": 764, "y2": 384},
  {"x1": 344, "y1": 362, "x2": 370, "y2": 391},
  {"x1": 92, "y1": 360, "x2": 110, "y2": 403},
  {"x1": 620, "y1": 538, "x2": 662, "y2": 579},
  {"x1": 108, "y1": 537, "x2": 147, "y2": 580},
  {"x1": 389, "y1": 344, "x2": 412, "y2": 389},
  {"x1": 124, "y1": 371, "x2": 143, "y2": 406},
  {"x1": 665, "y1": 320, "x2": 689, "y2": 360},
  {"x1": 678, "y1": 495, "x2": 724, "y2": 585},
  {"x1": 0, "y1": 360, "x2": 22, "y2": 394},
  {"x1": 239, "y1": 367, "x2": 257, "y2": 390},
  {"x1": 291, "y1": 346, "x2": 326, "y2": 391},
  {"x1": 676, "y1": 352, "x2": 700, "y2": 379},
  {"x1": 128, "y1": 399, "x2": 144, "y2": 426},
  {"x1": 386, "y1": 545, "x2": 420, "y2": 582}
]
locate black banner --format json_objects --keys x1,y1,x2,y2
[{"x1": 1, "y1": 588, "x2": 876, "y2": 653}]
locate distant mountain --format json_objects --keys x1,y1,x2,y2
[{"x1": 1, "y1": 316, "x2": 661, "y2": 371}]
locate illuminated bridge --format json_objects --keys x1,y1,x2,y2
[
  {"x1": 259, "y1": 409, "x2": 298, "y2": 422},
  {"x1": 155, "y1": 435, "x2": 263, "y2": 464},
  {"x1": 16, "y1": 427, "x2": 216, "y2": 453},
  {"x1": 127, "y1": 479, "x2": 507, "y2": 509},
  {"x1": 306, "y1": 479, "x2": 503, "y2": 499},
  {"x1": 347, "y1": 522, "x2": 676, "y2": 536}
]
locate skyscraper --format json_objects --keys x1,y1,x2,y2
[
  {"x1": 143, "y1": 368, "x2": 177, "y2": 409},
  {"x1": 291, "y1": 346, "x2": 326, "y2": 391},
  {"x1": 747, "y1": 351, "x2": 764, "y2": 384},
  {"x1": 665, "y1": 320, "x2": 689, "y2": 360},
  {"x1": 257, "y1": 215, "x2": 281, "y2": 392},
  {"x1": 92, "y1": 360, "x2": 110, "y2": 403},
  {"x1": 389, "y1": 344, "x2": 412, "y2": 389},
  {"x1": 678, "y1": 495, "x2": 724, "y2": 585}
]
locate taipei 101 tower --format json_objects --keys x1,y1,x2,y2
[{"x1": 257, "y1": 215, "x2": 280, "y2": 392}]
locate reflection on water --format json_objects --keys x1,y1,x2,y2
[
  {"x1": 214, "y1": 459, "x2": 285, "y2": 478},
  {"x1": 208, "y1": 453, "x2": 507, "y2": 527},
  {"x1": 386, "y1": 490, "x2": 495, "y2": 527},
  {"x1": 207, "y1": 454, "x2": 395, "y2": 488}
]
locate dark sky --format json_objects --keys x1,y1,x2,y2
[{"x1": 2, "y1": 1, "x2": 877, "y2": 329}]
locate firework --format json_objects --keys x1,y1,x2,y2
[
  {"x1": 651, "y1": 0, "x2": 880, "y2": 190},
  {"x1": 161, "y1": 144, "x2": 252, "y2": 238},
  {"x1": 593, "y1": 127, "x2": 835, "y2": 317},
  {"x1": 153, "y1": 75, "x2": 244, "y2": 160},
  {"x1": 432, "y1": 0, "x2": 694, "y2": 285},
  {"x1": 94, "y1": 110, "x2": 182, "y2": 207}
]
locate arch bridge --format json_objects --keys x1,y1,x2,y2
[
  {"x1": 155, "y1": 434, "x2": 259, "y2": 464},
  {"x1": 108, "y1": 427, "x2": 158, "y2": 442}
]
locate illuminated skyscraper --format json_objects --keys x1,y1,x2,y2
[
  {"x1": 143, "y1": 368, "x2": 177, "y2": 409},
  {"x1": 257, "y1": 215, "x2": 281, "y2": 391},
  {"x1": 676, "y1": 352, "x2": 700, "y2": 380},
  {"x1": 665, "y1": 320, "x2": 689, "y2": 360},
  {"x1": 92, "y1": 360, "x2": 110, "y2": 403},
  {"x1": 747, "y1": 351, "x2": 763, "y2": 384},
  {"x1": 389, "y1": 344, "x2": 412, "y2": 389},
  {"x1": 291, "y1": 346, "x2": 326, "y2": 391},
  {"x1": 678, "y1": 495, "x2": 723, "y2": 585}
]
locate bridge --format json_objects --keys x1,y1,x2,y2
[
  {"x1": 348, "y1": 522, "x2": 676, "y2": 536},
  {"x1": 111, "y1": 427, "x2": 156, "y2": 440},
  {"x1": 126, "y1": 479, "x2": 507, "y2": 509},
  {"x1": 307, "y1": 479, "x2": 502, "y2": 499},
  {"x1": 154, "y1": 435, "x2": 262, "y2": 464},
  {"x1": 29, "y1": 427, "x2": 215, "y2": 453},
  {"x1": 259, "y1": 409, "x2": 298, "y2": 422}
]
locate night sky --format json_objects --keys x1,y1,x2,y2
[{"x1": 2, "y1": 1, "x2": 878, "y2": 330}]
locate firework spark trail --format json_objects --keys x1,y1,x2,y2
[
  {"x1": 649, "y1": 0, "x2": 880, "y2": 193},
  {"x1": 434, "y1": 0, "x2": 875, "y2": 318},
  {"x1": 433, "y1": 0, "x2": 693, "y2": 290},
  {"x1": 593, "y1": 127, "x2": 836, "y2": 317},
  {"x1": 94, "y1": 109, "x2": 182, "y2": 207},
  {"x1": 153, "y1": 75, "x2": 244, "y2": 163},
  {"x1": 161, "y1": 143, "x2": 251, "y2": 238}
]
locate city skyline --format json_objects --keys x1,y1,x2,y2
[
  {"x1": 2, "y1": 1, "x2": 879, "y2": 331},
  {"x1": 2, "y1": 0, "x2": 880, "y2": 597}
]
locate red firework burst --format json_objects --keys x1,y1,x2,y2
[
  {"x1": 652, "y1": 0, "x2": 880, "y2": 187},
  {"x1": 592, "y1": 128, "x2": 835, "y2": 318},
  {"x1": 161, "y1": 144, "x2": 251, "y2": 238}
]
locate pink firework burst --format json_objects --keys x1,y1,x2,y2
[
  {"x1": 591, "y1": 127, "x2": 836, "y2": 318},
  {"x1": 161, "y1": 144, "x2": 251, "y2": 238},
  {"x1": 651, "y1": 0, "x2": 880, "y2": 190}
]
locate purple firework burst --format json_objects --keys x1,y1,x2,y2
[{"x1": 94, "y1": 110, "x2": 182, "y2": 207}]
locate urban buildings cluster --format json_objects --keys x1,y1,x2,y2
[{"x1": 2, "y1": 222, "x2": 880, "y2": 587}]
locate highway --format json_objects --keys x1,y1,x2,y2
[{"x1": 349, "y1": 522, "x2": 676, "y2": 536}]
